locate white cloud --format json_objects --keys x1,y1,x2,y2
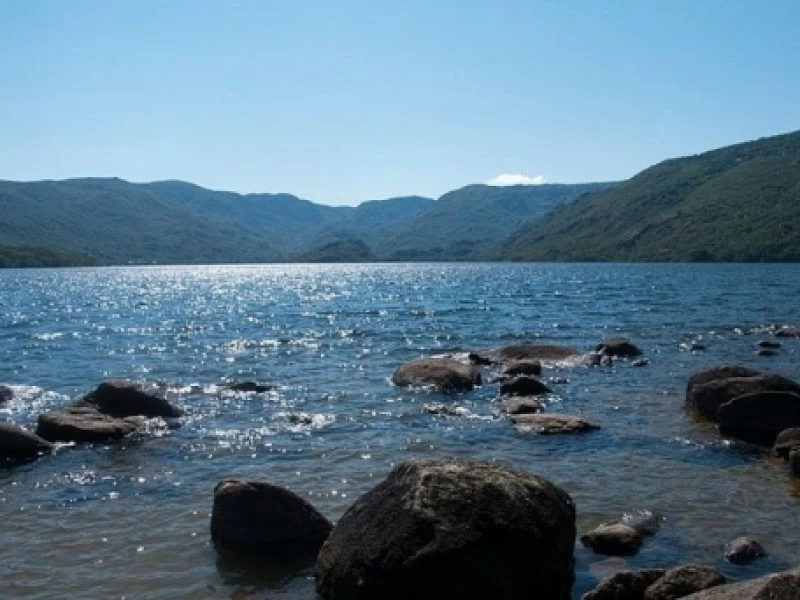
[{"x1": 487, "y1": 173, "x2": 547, "y2": 186}]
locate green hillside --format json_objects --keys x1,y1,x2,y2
[{"x1": 498, "y1": 130, "x2": 800, "y2": 261}]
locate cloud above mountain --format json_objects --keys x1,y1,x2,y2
[{"x1": 487, "y1": 173, "x2": 547, "y2": 186}]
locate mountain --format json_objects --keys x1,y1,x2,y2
[
  {"x1": 0, "y1": 177, "x2": 611, "y2": 266},
  {"x1": 498, "y1": 130, "x2": 800, "y2": 261}
]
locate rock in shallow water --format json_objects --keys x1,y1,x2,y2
[
  {"x1": 718, "y1": 391, "x2": 800, "y2": 446},
  {"x1": 502, "y1": 359, "x2": 542, "y2": 377},
  {"x1": 82, "y1": 380, "x2": 183, "y2": 418},
  {"x1": 0, "y1": 422, "x2": 54, "y2": 464},
  {"x1": 596, "y1": 337, "x2": 642, "y2": 358},
  {"x1": 513, "y1": 413, "x2": 600, "y2": 435},
  {"x1": 643, "y1": 564, "x2": 725, "y2": 599},
  {"x1": 773, "y1": 427, "x2": 800, "y2": 458},
  {"x1": 36, "y1": 405, "x2": 143, "y2": 442},
  {"x1": 680, "y1": 565, "x2": 800, "y2": 598},
  {"x1": 582, "y1": 568, "x2": 666, "y2": 600},
  {"x1": 580, "y1": 523, "x2": 643, "y2": 556},
  {"x1": 687, "y1": 373, "x2": 800, "y2": 420},
  {"x1": 0, "y1": 385, "x2": 12, "y2": 404},
  {"x1": 724, "y1": 536, "x2": 766, "y2": 565},
  {"x1": 499, "y1": 396, "x2": 543, "y2": 415},
  {"x1": 500, "y1": 375, "x2": 551, "y2": 396},
  {"x1": 211, "y1": 479, "x2": 332, "y2": 554},
  {"x1": 392, "y1": 358, "x2": 481, "y2": 392},
  {"x1": 315, "y1": 458, "x2": 576, "y2": 600}
]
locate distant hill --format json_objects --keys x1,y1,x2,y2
[
  {"x1": 497, "y1": 130, "x2": 800, "y2": 261},
  {"x1": 0, "y1": 177, "x2": 611, "y2": 266}
]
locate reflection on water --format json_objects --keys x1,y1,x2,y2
[{"x1": 1, "y1": 263, "x2": 800, "y2": 598}]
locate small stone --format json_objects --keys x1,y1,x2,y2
[
  {"x1": 724, "y1": 537, "x2": 766, "y2": 565},
  {"x1": 580, "y1": 523, "x2": 643, "y2": 556}
]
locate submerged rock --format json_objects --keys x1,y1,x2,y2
[
  {"x1": 718, "y1": 391, "x2": 800, "y2": 446},
  {"x1": 582, "y1": 569, "x2": 667, "y2": 600},
  {"x1": 392, "y1": 358, "x2": 481, "y2": 392},
  {"x1": 680, "y1": 566, "x2": 800, "y2": 598},
  {"x1": 724, "y1": 536, "x2": 766, "y2": 565},
  {"x1": 315, "y1": 459, "x2": 576, "y2": 600},
  {"x1": 0, "y1": 422, "x2": 54, "y2": 464},
  {"x1": 499, "y1": 396, "x2": 544, "y2": 415},
  {"x1": 644, "y1": 564, "x2": 725, "y2": 599},
  {"x1": 757, "y1": 349, "x2": 778, "y2": 357},
  {"x1": 211, "y1": 479, "x2": 332, "y2": 554},
  {"x1": 513, "y1": 413, "x2": 600, "y2": 435},
  {"x1": 596, "y1": 337, "x2": 642, "y2": 358},
  {"x1": 502, "y1": 359, "x2": 543, "y2": 377},
  {"x1": 773, "y1": 427, "x2": 800, "y2": 458},
  {"x1": 580, "y1": 523, "x2": 643, "y2": 556},
  {"x1": 500, "y1": 376, "x2": 551, "y2": 396},
  {"x1": 758, "y1": 340, "x2": 781, "y2": 349},
  {"x1": 227, "y1": 381, "x2": 272, "y2": 393},
  {"x1": 0, "y1": 385, "x2": 12, "y2": 404}
]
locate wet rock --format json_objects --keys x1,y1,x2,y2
[
  {"x1": 315, "y1": 459, "x2": 576, "y2": 600},
  {"x1": 0, "y1": 385, "x2": 12, "y2": 404},
  {"x1": 211, "y1": 479, "x2": 332, "y2": 554},
  {"x1": 718, "y1": 391, "x2": 800, "y2": 446},
  {"x1": 485, "y1": 344, "x2": 579, "y2": 363},
  {"x1": 502, "y1": 359, "x2": 542, "y2": 377},
  {"x1": 790, "y1": 450, "x2": 800, "y2": 476},
  {"x1": 82, "y1": 380, "x2": 183, "y2": 418},
  {"x1": 582, "y1": 569, "x2": 666, "y2": 600},
  {"x1": 549, "y1": 376, "x2": 570, "y2": 384},
  {"x1": 499, "y1": 396, "x2": 544, "y2": 415},
  {"x1": 680, "y1": 566, "x2": 800, "y2": 598},
  {"x1": 392, "y1": 358, "x2": 481, "y2": 392},
  {"x1": 758, "y1": 340, "x2": 781, "y2": 349},
  {"x1": 596, "y1": 337, "x2": 642, "y2": 358},
  {"x1": 513, "y1": 413, "x2": 600, "y2": 435},
  {"x1": 283, "y1": 412, "x2": 313, "y2": 426},
  {"x1": 630, "y1": 358, "x2": 650, "y2": 368},
  {"x1": 687, "y1": 371, "x2": 800, "y2": 420},
  {"x1": 423, "y1": 403, "x2": 470, "y2": 417},
  {"x1": 500, "y1": 376, "x2": 551, "y2": 396},
  {"x1": 724, "y1": 536, "x2": 766, "y2": 565},
  {"x1": 467, "y1": 352, "x2": 494, "y2": 366},
  {"x1": 228, "y1": 381, "x2": 272, "y2": 393},
  {"x1": 757, "y1": 349, "x2": 778, "y2": 357},
  {"x1": 773, "y1": 427, "x2": 800, "y2": 458},
  {"x1": 685, "y1": 365, "x2": 761, "y2": 402},
  {"x1": 621, "y1": 510, "x2": 662, "y2": 536},
  {"x1": 0, "y1": 421, "x2": 54, "y2": 464},
  {"x1": 580, "y1": 523, "x2": 643, "y2": 556},
  {"x1": 774, "y1": 326, "x2": 800, "y2": 338},
  {"x1": 588, "y1": 352, "x2": 614, "y2": 367},
  {"x1": 36, "y1": 405, "x2": 142, "y2": 442},
  {"x1": 644, "y1": 564, "x2": 725, "y2": 599}
]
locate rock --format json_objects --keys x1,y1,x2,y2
[
  {"x1": 644, "y1": 564, "x2": 725, "y2": 599},
  {"x1": 581, "y1": 523, "x2": 643, "y2": 556},
  {"x1": 0, "y1": 421, "x2": 54, "y2": 464},
  {"x1": 82, "y1": 380, "x2": 183, "y2": 418},
  {"x1": 773, "y1": 427, "x2": 800, "y2": 458},
  {"x1": 630, "y1": 358, "x2": 650, "y2": 368},
  {"x1": 680, "y1": 565, "x2": 800, "y2": 598},
  {"x1": 774, "y1": 326, "x2": 800, "y2": 338},
  {"x1": 621, "y1": 510, "x2": 662, "y2": 536},
  {"x1": 315, "y1": 459, "x2": 576, "y2": 600},
  {"x1": 588, "y1": 352, "x2": 614, "y2": 367},
  {"x1": 499, "y1": 396, "x2": 544, "y2": 415},
  {"x1": 513, "y1": 413, "x2": 600, "y2": 435},
  {"x1": 685, "y1": 365, "x2": 762, "y2": 402},
  {"x1": 718, "y1": 391, "x2": 800, "y2": 446},
  {"x1": 596, "y1": 337, "x2": 642, "y2": 358},
  {"x1": 0, "y1": 385, "x2": 12, "y2": 404},
  {"x1": 487, "y1": 344, "x2": 579, "y2": 363},
  {"x1": 687, "y1": 372, "x2": 800, "y2": 420},
  {"x1": 36, "y1": 405, "x2": 142, "y2": 443},
  {"x1": 758, "y1": 340, "x2": 781, "y2": 349},
  {"x1": 500, "y1": 376, "x2": 551, "y2": 396},
  {"x1": 423, "y1": 403, "x2": 469, "y2": 417},
  {"x1": 210, "y1": 479, "x2": 332, "y2": 554},
  {"x1": 724, "y1": 537, "x2": 766, "y2": 565},
  {"x1": 757, "y1": 349, "x2": 777, "y2": 357},
  {"x1": 582, "y1": 569, "x2": 666, "y2": 600},
  {"x1": 502, "y1": 360, "x2": 542, "y2": 377},
  {"x1": 392, "y1": 358, "x2": 481, "y2": 392},
  {"x1": 790, "y1": 450, "x2": 800, "y2": 476},
  {"x1": 228, "y1": 381, "x2": 272, "y2": 393},
  {"x1": 467, "y1": 352, "x2": 494, "y2": 366}
]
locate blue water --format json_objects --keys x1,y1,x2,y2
[{"x1": 1, "y1": 263, "x2": 799, "y2": 598}]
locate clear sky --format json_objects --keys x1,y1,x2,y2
[{"x1": 1, "y1": 1, "x2": 798, "y2": 205}]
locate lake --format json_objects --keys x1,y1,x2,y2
[{"x1": 1, "y1": 263, "x2": 799, "y2": 598}]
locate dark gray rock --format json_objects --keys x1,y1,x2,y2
[
  {"x1": 392, "y1": 358, "x2": 481, "y2": 392},
  {"x1": 513, "y1": 413, "x2": 600, "y2": 435},
  {"x1": 211, "y1": 479, "x2": 332, "y2": 554},
  {"x1": 315, "y1": 459, "x2": 576, "y2": 600},
  {"x1": 228, "y1": 381, "x2": 272, "y2": 393},
  {"x1": 0, "y1": 385, "x2": 12, "y2": 404},
  {"x1": 0, "y1": 421, "x2": 54, "y2": 464},
  {"x1": 581, "y1": 523, "x2": 643, "y2": 556},
  {"x1": 773, "y1": 427, "x2": 800, "y2": 458},
  {"x1": 757, "y1": 349, "x2": 778, "y2": 357},
  {"x1": 36, "y1": 405, "x2": 142, "y2": 443},
  {"x1": 582, "y1": 569, "x2": 666, "y2": 600},
  {"x1": 644, "y1": 564, "x2": 725, "y2": 599},
  {"x1": 687, "y1": 372, "x2": 800, "y2": 420},
  {"x1": 718, "y1": 391, "x2": 800, "y2": 446},
  {"x1": 685, "y1": 365, "x2": 762, "y2": 406},
  {"x1": 621, "y1": 510, "x2": 662, "y2": 537},
  {"x1": 596, "y1": 337, "x2": 642, "y2": 358},
  {"x1": 482, "y1": 344, "x2": 579, "y2": 364},
  {"x1": 758, "y1": 340, "x2": 781, "y2": 349},
  {"x1": 499, "y1": 396, "x2": 544, "y2": 415},
  {"x1": 774, "y1": 326, "x2": 800, "y2": 338},
  {"x1": 502, "y1": 360, "x2": 542, "y2": 377},
  {"x1": 790, "y1": 450, "x2": 800, "y2": 476},
  {"x1": 681, "y1": 565, "x2": 800, "y2": 599},
  {"x1": 500, "y1": 376, "x2": 551, "y2": 396},
  {"x1": 724, "y1": 537, "x2": 766, "y2": 565},
  {"x1": 467, "y1": 352, "x2": 494, "y2": 365},
  {"x1": 82, "y1": 380, "x2": 183, "y2": 418}
]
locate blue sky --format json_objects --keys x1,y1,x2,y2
[{"x1": 1, "y1": 1, "x2": 798, "y2": 205}]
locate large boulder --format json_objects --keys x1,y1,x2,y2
[
  {"x1": 82, "y1": 380, "x2": 183, "y2": 418},
  {"x1": 0, "y1": 421, "x2": 54, "y2": 464},
  {"x1": 681, "y1": 566, "x2": 800, "y2": 598},
  {"x1": 582, "y1": 569, "x2": 667, "y2": 600},
  {"x1": 718, "y1": 391, "x2": 800, "y2": 446},
  {"x1": 36, "y1": 405, "x2": 142, "y2": 443},
  {"x1": 500, "y1": 376, "x2": 551, "y2": 396},
  {"x1": 685, "y1": 365, "x2": 761, "y2": 403},
  {"x1": 513, "y1": 413, "x2": 600, "y2": 435},
  {"x1": 644, "y1": 564, "x2": 725, "y2": 599},
  {"x1": 580, "y1": 523, "x2": 643, "y2": 556},
  {"x1": 211, "y1": 479, "x2": 332, "y2": 554},
  {"x1": 315, "y1": 459, "x2": 576, "y2": 600},
  {"x1": 687, "y1": 373, "x2": 800, "y2": 420},
  {"x1": 596, "y1": 337, "x2": 642, "y2": 358},
  {"x1": 392, "y1": 358, "x2": 481, "y2": 392},
  {"x1": 774, "y1": 427, "x2": 800, "y2": 458},
  {"x1": 0, "y1": 385, "x2": 12, "y2": 404}
]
